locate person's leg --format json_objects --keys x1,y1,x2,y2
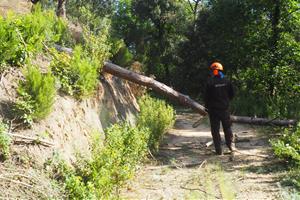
[
  {"x1": 221, "y1": 110, "x2": 234, "y2": 151},
  {"x1": 209, "y1": 111, "x2": 222, "y2": 155}
]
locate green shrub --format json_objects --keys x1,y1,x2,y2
[
  {"x1": 271, "y1": 123, "x2": 300, "y2": 166},
  {"x1": 280, "y1": 168, "x2": 300, "y2": 191},
  {"x1": 57, "y1": 124, "x2": 150, "y2": 199},
  {"x1": 0, "y1": 14, "x2": 26, "y2": 71},
  {"x1": 271, "y1": 123, "x2": 300, "y2": 190},
  {"x1": 82, "y1": 24, "x2": 111, "y2": 68},
  {"x1": 51, "y1": 46, "x2": 99, "y2": 99},
  {"x1": 14, "y1": 65, "x2": 56, "y2": 126},
  {"x1": 110, "y1": 39, "x2": 133, "y2": 67},
  {"x1": 65, "y1": 175, "x2": 96, "y2": 200},
  {"x1": 89, "y1": 124, "x2": 149, "y2": 197},
  {"x1": 0, "y1": 121, "x2": 11, "y2": 160},
  {"x1": 0, "y1": 5, "x2": 68, "y2": 71},
  {"x1": 137, "y1": 95, "x2": 175, "y2": 152},
  {"x1": 17, "y1": 5, "x2": 66, "y2": 53}
]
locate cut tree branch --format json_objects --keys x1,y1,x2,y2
[
  {"x1": 8, "y1": 133, "x2": 54, "y2": 147},
  {"x1": 230, "y1": 116, "x2": 297, "y2": 126}
]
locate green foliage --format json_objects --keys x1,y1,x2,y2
[
  {"x1": 110, "y1": 39, "x2": 133, "y2": 67},
  {"x1": 88, "y1": 124, "x2": 149, "y2": 197},
  {"x1": 280, "y1": 168, "x2": 300, "y2": 191},
  {"x1": 137, "y1": 95, "x2": 175, "y2": 152},
  {"x1": 0, "y1": 15, "x2": 24, "y2": 71},
  {"x1": 50, "y1": 19, "x2": 110, "y2": 100},
  {"x1": 0, "y1": 121, "x2": 11, "y2": 160},
  {"x1": 232, "y1": 66, "x2": 300, "y2": 118},
  {"x1": 82, "y1": 23, "x2": 111, "y2": 67},
  {"x1": 65, "y1": 175, "x2": 96, "y2": 200},
  {"x1": 14, "y1": 65, "x2": 56, "y2": 126},
  {"x1": 57, "y1": 124, "x2": 150, "y2": 199},
  {"x1": 67, "y1": 0, "x2": 116, "y2": 32},
  {"x1": 112, "y1": 0, "x2": 189, "y2": 82},
  {"x1": 271, "y1": 123, "x2": 300, "y2": 190},
  {"x1": 271, "y1": 123, "x2": 300, "y2": 166},
  {"x1": 51, "y1": 46, "x2": 99, "y2": 99},
  {"x1": 0, "y1": 5, "x2": 68, "y2": 71}
]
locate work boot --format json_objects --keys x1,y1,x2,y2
[{"x1": 215, "y1": 148, "x2": 223, "y2": 155}]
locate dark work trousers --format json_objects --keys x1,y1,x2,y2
[{"x1": 208, "y1": 109, "x2": 233, "y2": 154}]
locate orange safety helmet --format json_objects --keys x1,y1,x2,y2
[{"x1": 210, "y1": 62, "x2": 223, "y2": 76}]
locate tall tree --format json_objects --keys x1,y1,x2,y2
[
  {"x1": 112, "y1": 0, "x2": 189, "y2": 84},
  {"x1": 31, "y1": 0, "x2": 66, "y2": 18}
]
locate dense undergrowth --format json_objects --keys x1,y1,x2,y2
[
  {"x1": 50, "y1": 46, "x2": 99, "y2": 99},
  {"x1": 0, "y1": 6, "x2": 67, "y2": 72},
  {"x1": 271, "y1": 123, "x2": 300, "y2": 189},
  {"x1": 231, "y1": 66, "x2": 300, "y2": 119}
]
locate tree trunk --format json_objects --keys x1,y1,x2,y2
[
  {"x1": 269, "y1": 0, "x2": 281, "y2": 96},
  {"x1": 230, "y1": 115, "x2": 296, "y2": 126},
  {"x1": 103, "y1": 62, "x2": 208, "y2": 115},
  {"x1": 56, "y1": 0, "x2": 66, "y2": 18}
]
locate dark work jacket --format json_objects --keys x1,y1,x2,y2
[{"x1": 204, "y1": 76, "x2": 234, "y2": 111}]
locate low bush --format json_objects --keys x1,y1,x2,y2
[
  {"x1": 0, "y1": 5, "x2": 68, "y2": 72},
  {"x1": 271, "y1": 123, "x2": 300, "y2": 166},
  {"x1": 88, "y1": 124, "x2": 149, "y2": 197},
  {"x1": 14, "y1": 65, "x2": 56, "y2": 126},
  {"x1": 52, "y1": 124, "x2": 150, "y2": 199},
  {"x1": 51, "y1": 46, "x2": 99, "y2": 99},
  {"x1": 137, "y1": 95, "x2": 175, "y2": 152},
  {"x1": 0, "y1": 121, "x2": 11, "y2": 160},
  {"x1": 82, "y1": 24, "x2": 111, "y2": 68},
  {"x1": 271, "y1": 123, "x2": 300, "y2": 189}
]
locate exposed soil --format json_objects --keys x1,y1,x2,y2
[{"x1": 121, "y1": 112, "x2": 285, "y2": 200}]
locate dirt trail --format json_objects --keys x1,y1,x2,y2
[{"x1": 121, "y1": 112, "x2": 284, "y2": 200}]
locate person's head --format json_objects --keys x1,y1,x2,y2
[{"x1": 210, "y1": 62, "x2": 223, "y2": 76}]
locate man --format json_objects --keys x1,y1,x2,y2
[{"x1": 204, "y1": 62, "x2": 235, "y2": 155}]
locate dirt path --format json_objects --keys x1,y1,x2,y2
[{"x1": 121, "y1": 112, "x2": 284, "y2": 200}]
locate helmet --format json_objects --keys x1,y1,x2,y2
[{"x1": 210, "y1": 62, "x2": 223, "y2": 71}]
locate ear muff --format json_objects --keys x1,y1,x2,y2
[{"x1": 213, "y1": 69, "x2": 219, "y2": 76}]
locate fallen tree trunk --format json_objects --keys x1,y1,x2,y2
[
  {"x1": 103, "y1": 62, "x2": 208, "y2": 115},
  {"x1": 230, "y1": 116, "x2": 297, "y2": 126}
]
